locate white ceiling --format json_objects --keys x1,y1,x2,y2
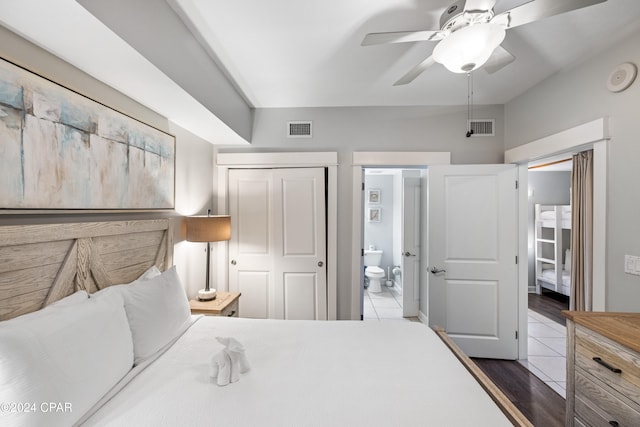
[
  {"x1": 173, "y1": 0, "x2": 640, "y2": 107},
  {"x1": 1, "y1": 0, "x2": 640, "y2": 141}
]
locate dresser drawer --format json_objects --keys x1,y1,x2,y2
[
  {"x1": 575, "y1": 370, "x2": 640, "y2": 426},
  {"x1": 220, "y1": 300, "x2": 239, "y2": 317},
  {"x1": 576, "y1": 325, "x2": 640, "y2": 406}
]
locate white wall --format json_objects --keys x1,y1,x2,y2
[
  {"x1": 0, "y1": 25, "x2": 216, "y2": 299},
  {"x1": 364, "y1": 174, "x2": 394, "y2": 277},
  {"x1": 220, "y1": 105, "x2": 505, "y2": 319},
  {"x1": 505, "y1": 27, "x2": 640, "y2": 311}
]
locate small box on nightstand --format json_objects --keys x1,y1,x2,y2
[{"x1": 189, "y1": 292, "x2": 241, "y2": 317}]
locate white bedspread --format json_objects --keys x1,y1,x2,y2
[{"x1": 81, "y1": 317, "x2": 511, "y2": 427}]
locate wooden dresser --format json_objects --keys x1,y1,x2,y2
[{"x1": 563, "y1": 311, "x2": 640, "y2": 426}]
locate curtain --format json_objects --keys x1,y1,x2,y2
[{"x1": 570, "y1": 150, "x2": 594, "y2": 311}]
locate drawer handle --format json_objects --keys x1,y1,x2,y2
[
  {"x1": 226, "y1": 310, "x2": 236, "y2": 317},
  {"x1": 609, "y1": 421, "x2": 619, "y2": 427},
  {"x1": 593, "y1": 357, "x2": 622, "y2": 374}
]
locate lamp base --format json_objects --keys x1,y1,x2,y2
[{"x1": 197, "y1": 288, "x2": 217, "y2": 301}]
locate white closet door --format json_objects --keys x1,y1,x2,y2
[
  {"x1": 273, "y1": 168, "x2": 327, "y2": 320},
  {"x1": 228, "y1": 169, "x2": 274, "y2": 319},
  {"x1": 228, "y1": 168, "x2": 327, "y2": 320}
]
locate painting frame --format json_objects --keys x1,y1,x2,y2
[
  {"x1": 367, "y1": 189, "x2": 381, "y2": 204},
  {"x1": 368, "y1": 207, "x2": 381, "y2": 222},
  {"x1": 0, "y1": 56, "x2": 176, "y2": 213}
]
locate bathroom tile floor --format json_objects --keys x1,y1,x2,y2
[
  {"x1": 363, "y1": 285, "x2": 412, "y2": 321},
  {"x1": 521, "y1": 309, "x2": 567, "y2": 398}
]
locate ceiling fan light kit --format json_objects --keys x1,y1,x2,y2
[
  {"x1": 362, "y1": 0, "x2": 608, "y2": 85},
  {"x1": 433, "y1": 23, "x2": 505, "y2": 73}
]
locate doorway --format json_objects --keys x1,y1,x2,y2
[
  {"x1": 524, "y1": 155, "x2": 572, "y2": 397},
  {"x1": 361, "y1": 168, "x2": 421, "y2": 321}
]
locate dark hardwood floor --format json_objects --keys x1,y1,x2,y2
[
  {"x1": 528, "y1": 289, "x2": 570, "y2": 325},
  {"x1": 468, "y1": 291, "x2": 571, "y2": 426},
  {"x1": 472, "y1": 358, "x2": 566, "y2": 427}
]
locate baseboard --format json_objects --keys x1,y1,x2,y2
[{"x1": 418, "y1": 311, "x2": 428, "y2": 325}]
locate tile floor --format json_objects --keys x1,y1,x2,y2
[
  {"x1": 364, "y1": 286, "x2": 567, "y2": 397},
  {"x1": 363, "y1": 285, "x2": 408, "y2": 321},
  {"x1": 522, "y1": 309, "x2": 567, "y2": 398}
]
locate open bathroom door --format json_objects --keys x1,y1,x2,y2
[
  {"x1": 428, "y1": 164, "x2": 518, "y2": 359},
  {"x1": 402, "y1": 176, "x2": 421, "y2": 317}
]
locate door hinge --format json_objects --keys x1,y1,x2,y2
[
  {"x1": 515, "y1": 180, "x2": 518, "y2": 190},
  {"x1": 361, "y1": 248, "x2": 364, "y2": 257},
  {"x1": 362, "y1": 182, "x2": 365, "y2": 191},
  {"x1": 515, "y1": 255, "x2": 518, "y2": 264},
  {"x1": 515, "y1": 330, "x2": 518, "y2": 340}
]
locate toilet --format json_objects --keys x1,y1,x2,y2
[{"x1": 364, "y1": 249, "x2": 384, "y2": 293}]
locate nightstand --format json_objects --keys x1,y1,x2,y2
[{"x1": 189, "y1": 292, "x2": 241, "y2": 317}]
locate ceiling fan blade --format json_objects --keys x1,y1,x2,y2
[
  {"x1": 393, "y1": 56, "x2": 437, "y2": 86},
  {"x1": 362, "y1": 30, "x2": 444, "y2": 46},
  {"x1": 492, "y1": 0, "x2": 607, "y2": 29},
  {"x1": 463, "y1": 0, "x2": 497, "y2": 11},
  {"x1": 483, "y1": 45, "x2": 515, "y2": 74}
]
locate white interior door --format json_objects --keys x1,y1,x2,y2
[
  {"x1": 402, "y1": 176, "x2": 420, "y2": 317},
  {"x1": 228, "y1": 169, "x2": 273, "y2": 319},
  {"x1": 273, "y1": 168, "x2": 327, "y2": 320},
  {"x1": 228, "y1": 168, "x2": 327, "y2": 320},
  {"x1": 428, "y1": 164, "x2": 518, "y2": 359}
]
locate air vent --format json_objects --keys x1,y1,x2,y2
[
  {"x1": 468, "y1": 119, "x2": 495, "y2": 136},
  {"x1": 287, "y1": 121, "x2": 312, "y2": 138}
]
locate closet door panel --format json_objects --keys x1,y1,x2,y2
[
  {"x1": 283, "y1": 272, "x2": 317, "y2": 320},
  {"x1": 228, "y1": 169, "x2": 274, "y2": 318}
]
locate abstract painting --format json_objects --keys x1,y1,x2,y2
[{"x1": 0, "y1": 57, "x2": 175, "y2": 210}]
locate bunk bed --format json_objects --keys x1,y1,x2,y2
[{"x1": 535, "y1": 205, "x2": 571, "y2": 296}]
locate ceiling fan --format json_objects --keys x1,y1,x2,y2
[{"x1": 362, "y1": 0, "x2": 607, "y2": 85}]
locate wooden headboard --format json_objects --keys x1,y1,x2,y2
[{"x1": 0, "y1": 219, "x2": 174, "y2": 321}]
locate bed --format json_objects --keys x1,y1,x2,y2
[
  {"x1": 536, "y1": 205, "x2": 572, "y2": 229},
  {"x1": 534, "y1": 204, "x2": 572, "y2": 296},
  {"x1": 0, "y1": 219, "x2": 531, "y2": 427}
]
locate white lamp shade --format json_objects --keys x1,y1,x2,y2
[{"x1": 433, "y1": 23, "x2": 506, "y2": 73}]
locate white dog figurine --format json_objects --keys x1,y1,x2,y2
[{"x1": 210, "y1": 337, "x2": 250, "y2": 386}]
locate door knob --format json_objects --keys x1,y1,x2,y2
[
  {"x1": 403, "y1": 251, "x2": 416, "y2": 257},
  {"x1": 317, "y1": 261, "x2": 324, "y2": 267},
  {"x1": 231, "y1": 259, "x2": 237, "y2": 265},
  {"x1": 429, "y1": 267, "x2": 446, "y2": 274}
]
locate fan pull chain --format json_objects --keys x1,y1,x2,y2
[{"x1": 466, "y1": 71, "x2": 474, "y2": 137}]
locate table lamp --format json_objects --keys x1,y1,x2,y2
[{"x1": 186, "y1": 211, "x2": 231, "y2": 301}]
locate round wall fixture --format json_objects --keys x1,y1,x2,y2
[{"x1": 606, "y1": 62, "x2": 637, "y2": 93}]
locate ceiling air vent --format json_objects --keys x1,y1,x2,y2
[
  {"x1": 287, "y1": 121, "x2": 312, "y2": 138},
  {"x1": 468, "y1": 119, "x2": 495, "y2": 137}
]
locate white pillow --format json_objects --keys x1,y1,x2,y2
[
  {"x1": 48, "y1": 289, "x2": 89, "y2": 307},
  {"x1": 120, "y1": 266, "x2": 191, "y2": 365},
  {"x1": 137, "y1": 265, "x2": 162, "y2": 281},
  {"x1": 91, "y1": 265, "x2": 162, "y2": 299},
  {"x1": 0, "y1": 291, "x2": 133, "y2": 427}
]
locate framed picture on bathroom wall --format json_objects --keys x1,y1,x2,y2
[
  {"x1": 368, "y1": 207, "x2": 381, "y2": 222},
  {"x1": 367, "y1": 189, "x2": 381, "y2": 204}
]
